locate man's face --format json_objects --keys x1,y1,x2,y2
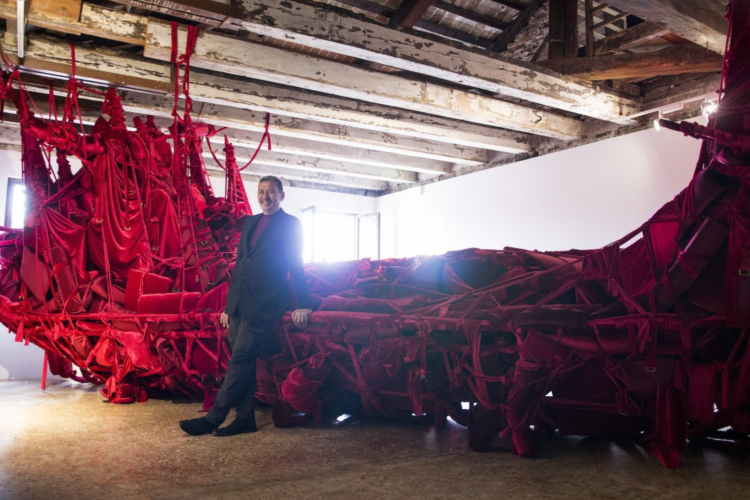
[{"x1": 257, "y1": 181, "x2": 285, "y2": 214}]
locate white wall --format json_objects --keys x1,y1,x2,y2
[{"x1": 377, "y1": 126, "x2": 704, "y2": 258}]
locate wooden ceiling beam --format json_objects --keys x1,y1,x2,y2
[
  {"x1": 433, "y1": 1, "x2": 509, "y2": 31},
  {"x1": 5, "y1": 33, "x2": 528, "y2": 155},
  {"x1": 632, "y1": 73, "x2": 721, "y2": 119},
  {"x1": 106, "y1": 0, "x2": 230, "y2": 25},
  {"x1": 539, "y1": 46, "x2": 723, "y2": 81},
  {"x1": 591, "y1": 3, "x2": 609, "y2": 14},
  {"x1": 548, "y1": 0, "x2": 578, "y2": 59},
  {"x1": 7, "y1": 0, "x2": 640, "y2": 122},
  {"x1": 202, "y1": 129, "x2": 455, "y2": 174},
  {"x1": 0, "y1": 2, "x2": 146, "y2": 45},
  {"x1": 226, "y1": 0, "x2": 638, "y2": 121},
  {"x1": 604, "y1": 0, "x2": 727, "y2": 54},
  {"x1": 412, "y1": 19, "x2": 493, "y2": 48},
  {"x1": 0, "y1": 111, "x2": 391, "y2": 191},
  {"x1": 13, "y1": 75, "x2": 489, "y2": 170},
  {"x1": 593, "y1": 21, "x2": 670, "y2": 55},
  {"x1": 145, "y1": 19, "x2": 583, "y2": 140}
]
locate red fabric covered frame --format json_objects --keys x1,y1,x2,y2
[{"x1": 2, "y1": 4, "x2": 750, "y2": 469}]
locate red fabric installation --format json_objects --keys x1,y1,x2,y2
[{"x1": 1, "y1": 1, "x2": 750, "y2": 469}]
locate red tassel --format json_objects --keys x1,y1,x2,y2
[
  {"x1": 14, "y1": 321, "x2": 24, "y2": 343},
  {"x1": 41, "y1": 352, "x2": 48, "y2": 390}
]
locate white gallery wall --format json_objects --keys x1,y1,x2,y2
[
  {"x1": 0, "y1": 124, "x2": 704, "y2": 380},
  {"x1": 377, "y1": 126, "x2": 704, "y2": 258}
]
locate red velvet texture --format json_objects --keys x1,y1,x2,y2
[{"x1": 1, "y1": 4, "x2": 750, "y2": 469}]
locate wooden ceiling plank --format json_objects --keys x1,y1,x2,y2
[
  {"x1": 413, "y1": 19, "x2": 493, "y2": 48},
  {"x1": 0, "y1": 0, "x2": 82, "y2": 21},
  {"x1": 432, "y1": 1, "x2": 509, "y2": 31},
  {"x1": 604, "y1": 0, "x2": 727, "y2": 54},
  {"x1": 146, "y1": 19, "x2": 583, "y2": 140},
  {"x1": 0, "y1": 3, "x2": 146, "y2": 45},
  {"x1": 326, "y1": 0, "x2": 393, "y2": 17},
  {"x1": 539, "y1": 46, "x2": 723, "y2": 80},
  {"x1": 230, "y1": 0, "x2": 639, "y2": 121},
  {"x1": 3, "y1": 32, "x2": 171, "y2": 91},
  {"x1": 107, "y1": 0, "x2": 229, "y2": 22},
  {"x1": 594, "y1": 21, "x2": 670, "y2": 55},
  {"x1": 77, "y1": 3, "x2": 148, "y2": 45}
]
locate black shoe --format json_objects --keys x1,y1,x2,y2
[
  {"x1": 214, "y1": 418, "x2": 257, "y2": 436},
  {"x1": 180, "y1": 417, "x2": 217, "y2": 436}
]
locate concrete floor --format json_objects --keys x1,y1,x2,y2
[{"x1": 1, "y1": 382, "x2": 749, "y2": 500}]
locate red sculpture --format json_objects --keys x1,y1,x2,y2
[{"x1": 1, "y1": 4, "x2": 749, "y2": 468}]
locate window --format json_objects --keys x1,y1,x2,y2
[
  {"x1": 4, "y1": 178, "x2": 26, "y2": 229},
  {"x1": 302, "y1": 207, "x2": 379, "y2": 263}
]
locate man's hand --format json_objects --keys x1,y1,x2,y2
[
  {"x1": 220, "y1": 312, "x2": 230, "y2": 328},
  {"x1": 292, "y1": 309, "x2": 312, "y2": 329}
]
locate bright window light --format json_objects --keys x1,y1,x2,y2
[
  {"x1": 302, "y1": 207, "x2": 379, "y2": 263},
  {"x1": 315, "y1": 211, "x2": 356, "y2": 263},
  {"x1": 5, "y1": 179, "x2": 26, "y2": 229}
]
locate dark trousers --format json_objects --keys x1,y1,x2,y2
[{"x1": 206, "y1": 314, "x2": 273, "y2": 426}]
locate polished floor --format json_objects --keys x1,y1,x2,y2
[{"x1": 0, "y1": 381, "x2": 749, "y2": 500}]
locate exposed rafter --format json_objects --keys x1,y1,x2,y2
[
  {"x1": 593, "y1": 21, "x2": 670, "y2": 55},
  {"x1": 539, "y1": 46, "x2": 723, "y2": 81},
  {"x1": 433, "y1": 1, "x2": 509, "y2": 31},
  {"x1": 604, "y1": 0, "x2": 728, "y2": 54},
  {"x1": 145, "y1": 19, "x2": 583, "y2": 140}
]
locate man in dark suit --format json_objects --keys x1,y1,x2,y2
[{"x1": 180, "y1": 175, "x2": 313, "y2": 436}]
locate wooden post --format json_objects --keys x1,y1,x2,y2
[
  {"x1": 548, "y1": 0, "x2": 578, "y2": 59},
  {"x1": 585, "y1": 0, "x2": 595, "y2": 56}
]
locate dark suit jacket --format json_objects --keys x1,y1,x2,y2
[{"x1": 225, "y1": 209, "x2": 313, "y2": 320}]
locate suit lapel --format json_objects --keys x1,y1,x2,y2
[{"x1": 249, "y1": 209, "x2": 285, "y2": 254}]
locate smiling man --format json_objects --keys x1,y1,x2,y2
[{"x1": 180, "y1": 176, "x2": 313, "y2": 436}]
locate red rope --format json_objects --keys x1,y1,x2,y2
[{"x1": 239, "y1": 113, "x2": 272, "y2": 171}]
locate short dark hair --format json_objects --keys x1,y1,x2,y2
[{"x1": 259, "y1": 175, "x2": 283, "y2": 192}]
